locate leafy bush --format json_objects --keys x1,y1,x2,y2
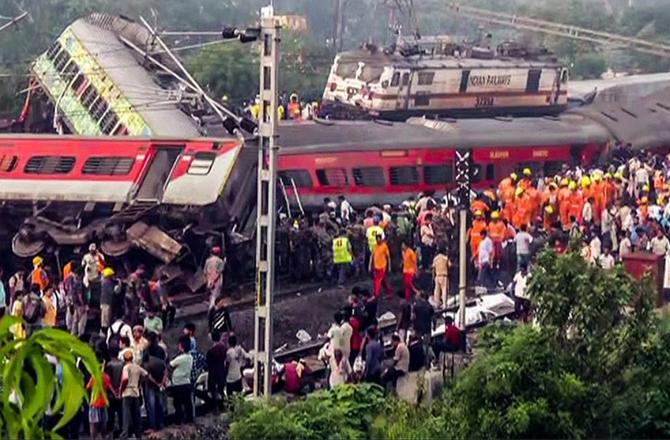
[
  {"x1": 0, "y1": 316, "x2": 102, "y2": 439},
  {"x1": 229, "y1": 384, "x2": 385, "y2": 440}
]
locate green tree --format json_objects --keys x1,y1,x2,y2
[{"x1": 0, "y1": 316, "x2": 102, "y2": 439}]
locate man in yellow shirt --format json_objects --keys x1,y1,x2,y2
[
  {"x1": 332, "y1": 229, "x2": 353, "y2": 288},
  {"x1": 402, "y1": 241, "x2": 418, "y2": 301},
  {"x1": 371, "y1": 234, "x2": 392, "y2": 299}
]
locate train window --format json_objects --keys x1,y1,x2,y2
[
  {"x1": 83, "y1": 157, "x2": 135, "y2": 176},
  {"x1": 187, "y1": 152, "x2": 216, "y2": 175},
  {"x1": 415, "y1": 92, "x2": 430, "y2": 106},
  {"x1": 544, "y1": 161, "x2": 563, "y2": 177},
  {"x1": 335, "y1": 61, "x2": 358, "y2": 78},
  {"x1": 390, "y1": 72, "x2": 400, "y2": 87},
  {"x1": 316, "y1": 168, "x2": 348, "y2": 186},
  {"x1": 279, "y1": 170, "x2": 313, "y2": 188},
  {"x1": 46, "y1": 42, "x2": 62, "y2": 61},
  {"x1": 53, "y1": 49, "x2": 71, "y2": 73},
  {"x1": 91, "y1": 99, "x2": 109, "y2": 121},
  {"x1": 360, "y1": 65, "x2": 384, "y2": 83},
  {"x1": 417, "y1": 72, "x2": 435, "y2": 86},
  {"x1": 486, "y1": 164, "x2": 495, "y2": 181},
  {"x1": 353, "y1": 167, "x2": 385, "y2": 187},
  {"x1": 80, "y1": 85, "x2": 99, "y2": 109},
  {"x1": 100, "y1": 110, "x2": 120, "y2": 134},
  {"x1": 71, "y1": 72, "x2": 85, "y2": 91},
  {"x1": 472, "y1": 164, "x2": 483, "y2": 183},
  {"x1": 423, "y1": 164, "x2": 453, "y2": 185},
  {"x1": 25, "y1": 156, "x2": 75, "y2": 174},
  {"x1": 390, "y1": 166, "x2": 419, "y2": 185},
  {"x1": 402, "y1": 73, "x2": 410, "y2": 86},
  {"x1": 0, "y1": 155, "x2": 17, "y2": 172}
]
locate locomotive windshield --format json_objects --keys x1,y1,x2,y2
[{"x1": 334, "y1": 59, "x2": 383, "y2": 83}]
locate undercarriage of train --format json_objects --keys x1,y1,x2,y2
[{"x1": 0, "y1": 195, "x2": 256, "y2": 285}]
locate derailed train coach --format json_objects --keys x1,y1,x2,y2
[{"x1": 0, "y1": 134, "x2": 257, "y2": 280}]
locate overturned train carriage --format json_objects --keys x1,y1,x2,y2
[{"x1": 0, "y1": 134, "x2": 257, "y2": 273}]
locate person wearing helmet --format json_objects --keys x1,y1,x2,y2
[
  {"x1": 205, "y1": 246, "x2": 226, "y2": 310},
  {"x1": 288, "y1": 93, "x2": 301, "y2": 120},
  {"x1": 591, "y1": 172, "x2": 606, "y2": 224},
  {"x1": 487, "y1": 211, "x2": 506, "y2": 267},
  {"x1": 543, "y1": 204, "x2": 558, "y2": 231},
  {"x1": 100, "y1": 267, "x2": 117, "y2": 333},
  {"x1": 519, "y1": 168, "x2": 533, "y2": 191},
  {"x1": 470, "y1": 195, "x2": 489, "y2": 217},
  {"x1": 469, "y1": 210, "x2": 488, "y2": 262},
  {"x1": 512, "y1": 187, "x2": 531, "y2": 230},
  {"x1": 558, "y1": 179, "x2": 571, "y2": 227},
  {"x1": 30, "y1": 256, "x2": 49, "y2": 292},
  {"x1": 567, "y1": 182, "x2": 584, "y2": 226},
  {"x1": 498, "y1": 173, "x2": 517, "y2": 199}
]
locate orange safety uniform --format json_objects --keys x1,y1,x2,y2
[
  {"x1": 498, "y1": 177, "x2": 514, "y2": 195},
  {"x1": 471, "y1": 199, "x2": 489, "y2": 216},
  {"x1": 468, "y1": 219, "x2": 488, "y2": 259},
  {"x1": 502, "y1": 186, "x2": 516, "y2": 222},
  {"x1": 288, "y1": 102, "x2": 301, "y2": 119},
  {"x1": 592, "y1": 181, "x2": 606, "y2": 222},
  {"x1": 525, "y1": 186, "x2": 542, "y2": 221},
  {"x1": 512, "y1": 194, "x2": 533, "y2": 229},
  {"x1": 488, "y1": 219, "x2": 506, "y2": 263},
  {"x1": 543, "y1": 206, "x2": 559, "y2": 230},
  {"x1": 654, "y1": 174, "x2": 665, "y2": 192},
  {"x1": 567, "y1": 191, "x2": 584, "y2": 224},
  {"x1": 31, "y1": 267, "x2": 49, "y2": 291}
]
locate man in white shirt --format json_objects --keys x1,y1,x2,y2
[
  {"x1": 589, "y1": 234, "x2": 602, "y2": 262},
  {"x1": 650, "y1": 229, "x2": 670, "y2": 256},
  {"x1": 598, "y1": 247, "x2": 616, "y2": 269},
  {"x1": 81, "y1": 243, "x2": 104, "y2": 288},
  {"x1": 338, "y1": 195, "x2": 353, "y2": 224},
  {"x1": 619, "y1": 231, "x2": 633, "y2": 261},
  {"x1": 514, "y1": 224, "x2": 533, "y2": 271},
  {"x1": 512, "y1": 264, "x2": 531, "y2": 321},
  {"x1": 477, "y1": 230, "x2": 495, "y2": 289}
]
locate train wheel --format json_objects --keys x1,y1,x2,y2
[
  {"x1": 11, "y1": 229, "x2": 45, "y2": 258},
  {"x1": 101, "y1": 239, "x2": 132, "y2": 257}
]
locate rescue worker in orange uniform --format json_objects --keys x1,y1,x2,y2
[
  {"x1": 512, "y1": 187, "x2": 532, "y2": 229},
  {"x1": 566, "y1": 181, "x2": 584, "y2": 225},
  {"x1": 470, "y1": 195, "x2": 490, "y2": 217},
  {"x1": 468, "y1": 211, "x2": 488, "y2": 261},
  {"x1": 483, "y1": 186, "x2": 498, "y2": 210},
  {"x1": 30, "y1": 256, "x2": 49, "y2": 292},
  {"x1": 603, "y1": 173, "x2": 617, "y2": 208},
  {"x1": 543, "y1": 205, "x2": 558, "y2": 231},
  {"x1": 591, "y1": 172, "x2": 606, "y2": 223},
  {"x1": 525, "y1": 183, "x2": 542, "y2": 222},
  {"x1": 502, "y1": 182, "x2": 516, "y2": 223},
  {"x1": 487, "y1": 211, "x2": 507, "y2": 267},
  {"x1": 519, "y1": 168, "x2": 533, "y2": 191},
  {"x1": 654, "y1": 170, "x2": 665, "y2": 193},
  {"x1": 498, "y1": 172, "x2": 518, "y2": 197},
  {"x1": 558, "y1": 178, "x2": 571, "y2": 227}
]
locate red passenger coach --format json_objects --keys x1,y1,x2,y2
[
  {"x1": 0, "y1": 134, "x2": 256, "y2": 261},
  {"x1": 277, "y1": 115, "x2": 608, "y2": 209}
]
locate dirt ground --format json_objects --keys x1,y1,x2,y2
[{"x1": 163, "y1": 277, "x2": 404, "y2": 356}]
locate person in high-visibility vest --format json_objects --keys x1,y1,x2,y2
[
  {"x1": 30, "y1": 256, "x2": 49, "y2": 292},
  {"x1": 365, "y1": 218, "x2": 384, "y2": 274},
  {"x1": 332, "y1": 230, "x2": 353, "y2": 287},
  {"x1": 288, "y1": 93, "x2": 301, "y2": 120}
]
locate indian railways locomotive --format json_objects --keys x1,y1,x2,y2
[{"x1": 321, "y1": 39, "x2": 569, "y2": 120}]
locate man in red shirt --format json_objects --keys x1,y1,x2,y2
[{"x1": 432, "y1": 316, "x2": 462, "y2": 357}]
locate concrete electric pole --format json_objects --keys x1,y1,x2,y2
[
  {"x1": 253, "y1": 10, "x2": 281, "y2": 398},
  {"x1": 455, "y1": 149, "x2": 472, "y2": 330}
]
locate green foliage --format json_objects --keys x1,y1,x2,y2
[
  {"x1": 0, "y1": 316, "x2": 102, "y2": 439},
  {"x1": 571, "y1": 54, "x2": 608, "y2": 80},
  {"x1": 229, "y1": 384, "x2": 385, "y2": 440}
]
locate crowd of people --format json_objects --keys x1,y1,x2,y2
[
  {"x1": 3, "y1": 143, "x2": 670, "y2": 436},
  {"x1": 239, "y1": 91, "x2": 320, "y2": 122}
]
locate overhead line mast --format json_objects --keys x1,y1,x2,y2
[{"x1": 447, "y1": 2, "x2": 670, "y2": 58}]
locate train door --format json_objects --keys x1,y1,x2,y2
[
  {"x1": 397, "y1": 70, "x2": 412, "y2": 110},
  {"x1": 526, "y1": 69, "x2": 542, "y2": 93},
  {"x1": 136, "y1": 145, "x2": 183, "y2": 201}
]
